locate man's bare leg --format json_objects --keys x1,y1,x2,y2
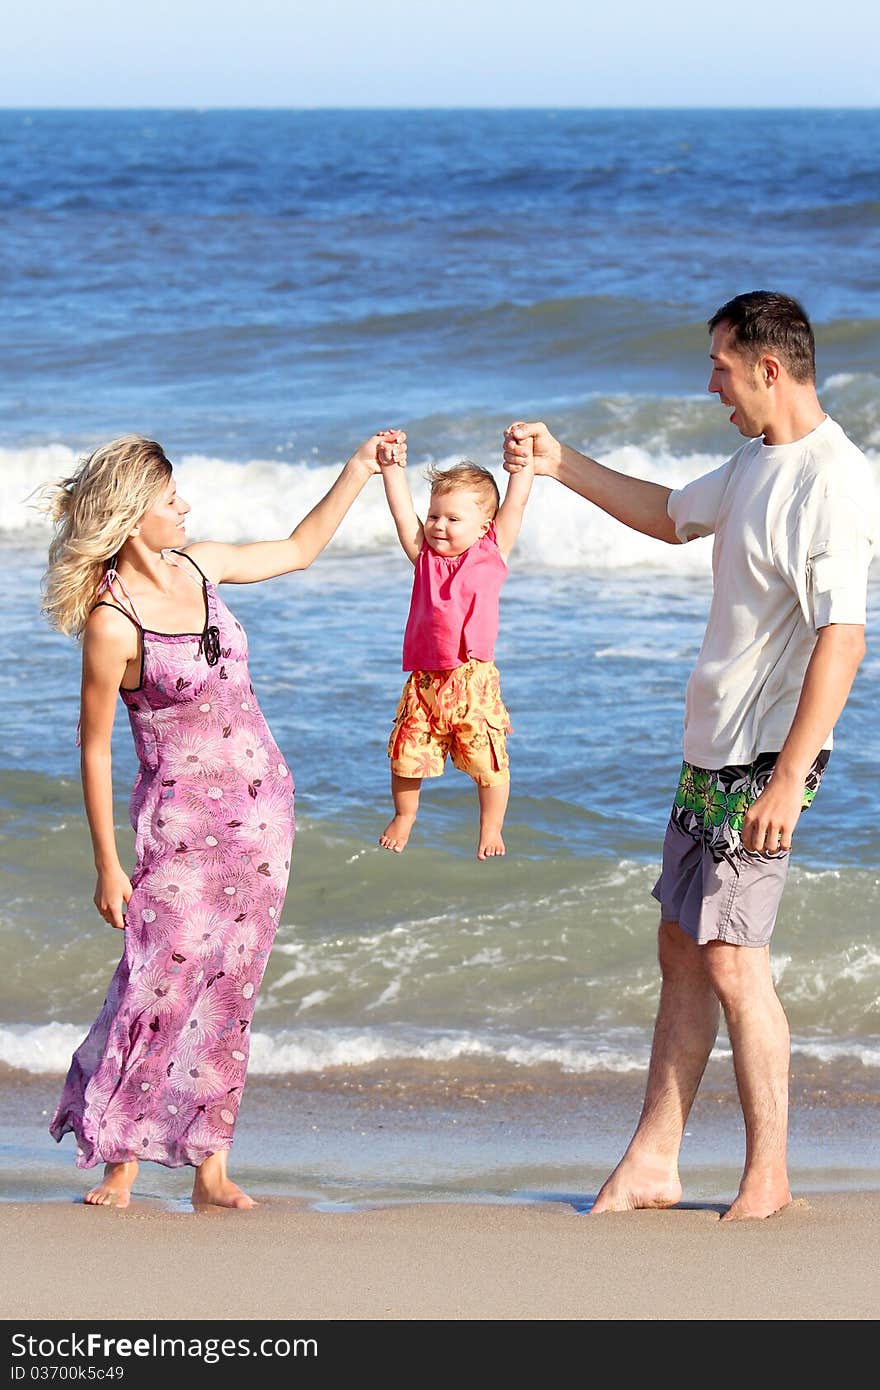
[
  {"x1": 591, "y1": 921, "x2": 719, "y2": 1213},
  {"x1": 192, "y1": 1149, "x2": 256, "y2": 1209},
  {"x1": 703, "y1": 941, "x2": 792, "y2": 1221},
  {"x1": 84, "y1": 1160, "x2": 139, "y2": 1208},
  {"x1": 379, "y1": 773, "x2": 422, "y2": 853}
]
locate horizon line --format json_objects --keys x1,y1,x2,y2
[{"x1": 2, "y1": 103, "x2": 878, "y2": 113}]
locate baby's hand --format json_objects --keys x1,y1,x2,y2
[
  {"x1": 503, "y1": 422, "x2": 534, "y2": 471},
  {"x1": 350, "y1": 429, "x2": 406, "y2": 475},
  {"x1": 511, "y1": 426, "x2": 534, "y2": 463},
  {"x1": 377, "y1": 429, "x2": 407, "y2": 468},
  {"x1": 504, "y1": 421, "x2": 556, "y2": 475}
]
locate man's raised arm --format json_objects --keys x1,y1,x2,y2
[{"x1": 503, "y1": 420, "x2": 679, "y2": 544}]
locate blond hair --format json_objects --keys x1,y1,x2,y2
[
  {"x1": 425, "y1": 460, "x2": 499, "y2": 517},
  {"x1": 41, "y1": 436, "x2": 173, "y2": 637}
]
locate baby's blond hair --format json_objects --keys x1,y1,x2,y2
[{"x1": 424, "y1": 460, "x2": 499, "y2": 518}]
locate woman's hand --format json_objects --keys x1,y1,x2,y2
[
  {"x1": 378, "y1": 429, "x2": 407, "y2": 468},
  {"x1": 353, "y1": 429, "x2": 407, "y2": 474},
  {"x1": 94, "y1": 865, "x2": 133, "y2": 931}
]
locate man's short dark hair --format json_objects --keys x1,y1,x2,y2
[{"x1": 708, "y1": 291, "x2": 815, "y2": 383}]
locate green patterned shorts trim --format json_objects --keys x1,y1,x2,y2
[{"x1": 651, "y1": 750, "x2": 829, "y2": 947}]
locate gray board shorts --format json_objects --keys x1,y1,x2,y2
[{"x1": 652, "y1": 751, "x2": 829, "y2": 947}]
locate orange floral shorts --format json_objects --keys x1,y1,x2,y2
[{"x1": 388, "y1": 660, "x2": 511, "y2": 787}]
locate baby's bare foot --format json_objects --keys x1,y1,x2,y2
[
  {"x1": 379, "y1": 813, "x2": 416, "y2": 853},
  {"x1": 84, "y1": 1160, "x2": 139, "y2": 1208},
  {"x1": 477, "y1": 830, "x2": 505, "y2": 861}
]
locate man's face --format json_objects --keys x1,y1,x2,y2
[{"x1": 708, "y1": 322, "x2": 768, "y2": 439}]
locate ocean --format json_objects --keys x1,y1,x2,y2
[{"x1": 1, "y1": 108, "x2": 878, "y2": 1206}]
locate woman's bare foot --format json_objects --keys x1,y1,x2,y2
[
  {"x1": 192, "y1": 1151, "x2": 256, "y2": 1209},
  {"x1": 379, "y1": 812, "x2": 416, "y2": 852},
  {"x1": 192, "y1": 1176, "x2": 256, "y2": 1209},
  {"x1": 84, "y1": 1160, "x2": 139, "y2": 1208},
  {"x1": 477, "y1": 829, "x2": 505, "y2": 860}
]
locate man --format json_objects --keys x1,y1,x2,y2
[{"x1": 504, "y1": 291, "x2": 875, "y2": 1220}]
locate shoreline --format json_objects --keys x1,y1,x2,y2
[
  {"x1": 2, "y1": 1192, "x2": 879, "y2": 1320},
  {"x1": 4, "y1": 1060, "x2": 879, "y2": 1212}
]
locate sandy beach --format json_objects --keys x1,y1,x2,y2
[
  {"x1": 2, "y1": 1192, "x2": 879, "y2": 1321},
  {"x1": 3, "y1": 106, "x2": 879, "y2": 1336}
]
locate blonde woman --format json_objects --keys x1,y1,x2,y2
[{"x1": 43, "y1": 429, "x2": 404, "y2": 1209}]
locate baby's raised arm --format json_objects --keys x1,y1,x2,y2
[
  {"x1": 494, "y1": 430, "x2": 535, "y2": 560},
  {"x1": 380, "y1": 441, "x2": 423, "y2": 564}
]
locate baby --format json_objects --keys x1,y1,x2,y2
[{"x1": 378, "y1": 443, "x2": 534, "y2": 859}]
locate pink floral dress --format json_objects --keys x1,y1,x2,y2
[{"x1": 50, "y1": 552, "x2": 295, "y2": 1168}]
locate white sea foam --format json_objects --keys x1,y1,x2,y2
[
  {"x1": 594, "y1": 645, "x2": 686, "y2": 661},
  {"x1": 1, "y1": 444, "x2": 88, "y2": 533},
  {"x1": 8, "y1": 439, "x2": 880, "y2": 574},
  {"x1": 0, "y1": 441, "x2": 712, "y2": 574},
  {"x1": 790, "y1": 1037, "x2": 880, "y2": 1067},
  {"x1": 4, "y1": 1021, "x2": 879, "y2": 1078},
  {"x1": 252, "y1": 1027, "x2": 656, "y2": 1075},
  {"x1": 0, "y1": 1020, "x2": 647, "y2": 1075},
  {"x1": 0, "y1": 1021, "x2": 84, "y2": 1074}
]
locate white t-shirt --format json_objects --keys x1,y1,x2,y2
[{"x1": 667, "y1": 415, "x2": 875, "y2": 770}]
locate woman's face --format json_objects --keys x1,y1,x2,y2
[{"x1": 134, "y1": 474, "x2": 191, "y2": 551}]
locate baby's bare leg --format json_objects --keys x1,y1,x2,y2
[
  {"x1": 477, "y1": 780, "x2": 509, "y2": 860},
  {"x1": 380, "y1": 773, "x2": 422, "y2": 852}
]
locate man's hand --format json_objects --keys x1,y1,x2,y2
[
  {"x1": 742, "y1": 625, "x2": 866, "y2": 853},
  {"x1": 741, "y1": 767, "x2": 805, "y2": 853},
  {"x1": 503, "y1": 421, "x2": 561, "y2": 476}
]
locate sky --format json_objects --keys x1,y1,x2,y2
[{"x1": 2, "y1": 0, "x2": 878, "y2": 108}]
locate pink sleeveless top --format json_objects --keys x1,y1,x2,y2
[{"x1": 402, "y1": 521, "x2": 508, "y2": 671}]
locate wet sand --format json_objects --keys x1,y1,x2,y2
[{"x1": 2, "y1": 1191, "x2": 879, "y2": 1321}]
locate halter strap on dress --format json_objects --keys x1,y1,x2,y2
[
  {"x1": 95, "y1": 563, "x2": 146, "y2": 628},
  {"x1": 77, "y1": 552, "x2": 220, "y2": 745}
]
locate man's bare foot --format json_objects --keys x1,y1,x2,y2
[
  {"x1": 721, "y1": 1179, "x2": 791, "y2": 1222},
  {"x1": 590, "y1": 1162, "x2": 682, "y2": 1214},
  {"x1": 477, "y1": 829, "x2": 505, "y2": 860},
  {"x1": 379, "y1": 813, "x2": 416, "y2": 852},
  {"x1": 84, "y1": 1160, "x2": 139, "y2": 1208},
  {"x1": 192, "y1": 1151, "x2": 256, "y2": 1209}
]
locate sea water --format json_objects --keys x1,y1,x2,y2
[{"x1": 1, "y1": 109, "x2": 877, "y2": 1201}]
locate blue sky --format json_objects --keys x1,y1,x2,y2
[{"x1": 3, "y1": 0, "x2": 878, "y2": 107}]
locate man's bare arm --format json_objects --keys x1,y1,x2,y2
[
  {"x1": 504, "y1": 420, "x2": 679, "y2": 544},
  {"x1": 742, "y1": 623, "x2": 866, "y2": 852}
]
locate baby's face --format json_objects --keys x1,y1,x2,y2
[{"x1": 424, "y1": 488, "x2": 492, "y2": 558}]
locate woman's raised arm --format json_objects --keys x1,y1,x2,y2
[{"x1": 185, "y1": 431, "x2": 406, "y2": 585}]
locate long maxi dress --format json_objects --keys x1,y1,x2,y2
[{"x1": 50, "y1": 551, "x2": 295, "y2": 1168}]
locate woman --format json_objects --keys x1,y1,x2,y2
[{"x1": 43, "y1": 429, "x2": 404, "y2": 1208}]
